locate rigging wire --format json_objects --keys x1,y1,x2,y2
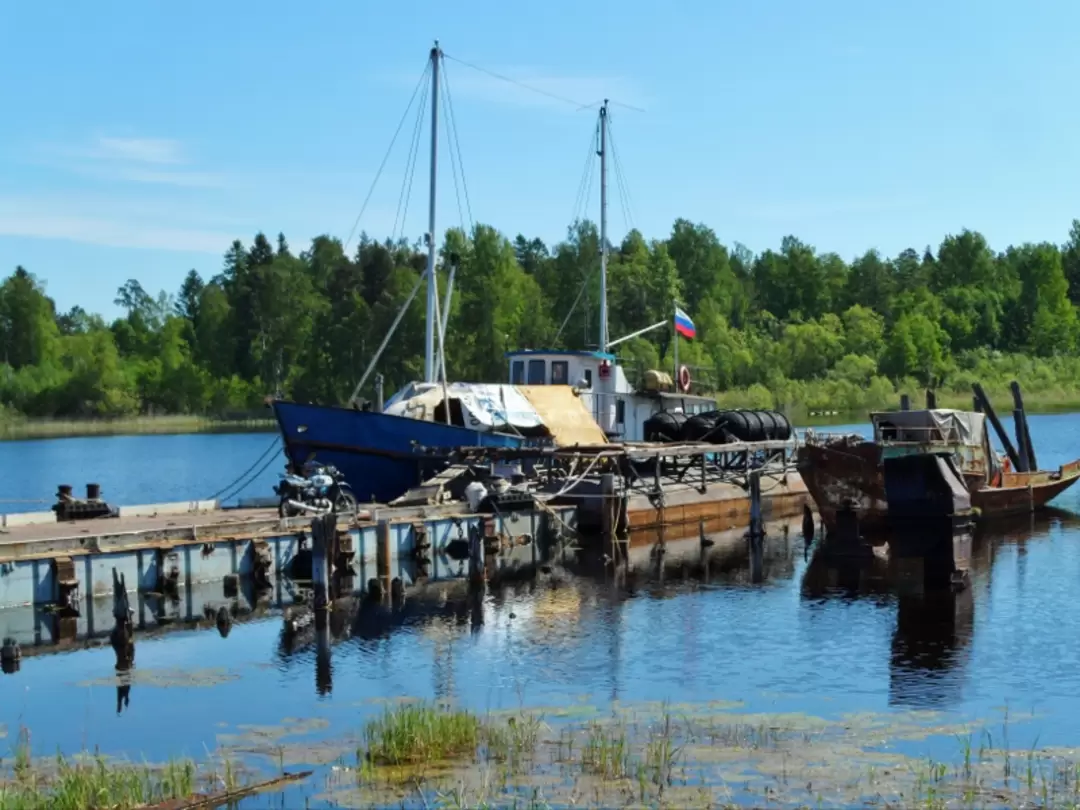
[
  {"x1": 570, "y1": 119, "x2": 598, "y2": 227},
  {"x1": 440, "y1": 65, "x2": 468, "y2": 236},
  {"x1": 344, "y1": 59, "x2": 431, "y2": 252},
  {"x1": 393, "y1": 71, "x2": 431, "y2": 244},
  {"x1": 442, "y1": 52, "x2": 588, "y2": 110},
  {"x1": 607, "y1": 112, "x2": 637, "y2": 232},
  {"x1": 440, "y1": 58, "x2": 474, "y2": 235}
]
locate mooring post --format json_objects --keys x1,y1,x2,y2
[
  {"x1": 110, "y1": 567, "x2": 134, "y2": 668},
  {"x1": 467, "y1": 524, "x2": 485, "y2": 587},
  {"x1": 375, "y1": 373, "x2": 385, "y2": 413},
  {"x1": 926, "y1": 389, "x2": 937, "y2": 409},
  {"x1": 311, "y1": 513, "x2": 336, "y2": 613},
  {"x1": 748, "y1": 470, "x2": 764, "y2": 542},
  {"x1": 900, "y1": 394, "x2": 911, "y2": 411},
  {"x1": 376, "y1": 519, "x2": 392, "y2": 598},
  {"x1": 600, "y1": 472, "x2": 616, "y2": 557}
]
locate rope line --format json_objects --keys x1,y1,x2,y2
[
  {"x1": 393, "y1": 69, "x2": 431, "y2": 244},
  {"x1": 344, "y1": 58, "x2": 431, "y2": 252},
  {"x1": 205, "y1": 434, "x2": 282, "y2": 503}
]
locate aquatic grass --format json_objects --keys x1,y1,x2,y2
[
  {"x1": 332, "y1": 701, "x2": 1080, "y2": 809},
  {"x1": 484, "y1": 713, "x2": 545, "y2": 768},
  {"x1": 0, "y1": 752, "x2": 200, "y2": 810},
  {"x1": 580, "y1": 720, "x2": 631, "y2": 779},
  {"x1": 361, "y1": 701, "x2": 482, "y2": 766}
]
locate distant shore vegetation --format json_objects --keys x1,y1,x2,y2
[{"x1": 4, "y1": 220, "x2": 1080, "y2": 435}]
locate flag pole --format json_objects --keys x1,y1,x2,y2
[{"x1": 672, "y1": 299, "x2": 679, "y2": 390}]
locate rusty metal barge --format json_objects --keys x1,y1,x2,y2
[{"x1": 797, "y1": 382, "x2": 1080, "y2": 534}]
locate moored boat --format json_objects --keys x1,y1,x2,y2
[{"x1": 797, "y1": 404, "x2": 1080, "y2": 533}]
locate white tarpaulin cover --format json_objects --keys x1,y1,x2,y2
[
  {"x1": 871, "y1": 408, "x2": 987, "y2": 445},
  {"x1": 385, "y1": 382, "x2": 546, "y2": 430}
]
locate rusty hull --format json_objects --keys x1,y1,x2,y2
[
  {"x1": 798, "y1": 440, "x2": 1080, "y2": 531},
  {"x1": 973, "y1": 459, "x2": 1080, "y2": 516}
]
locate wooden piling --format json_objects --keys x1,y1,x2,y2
[
  {"x1": 376, "y1": 519, "x2": 392, "y2": 596},
  {"x1": 468, "y1": 524, "x2": 485, "y2": 587},
  {"x1": 601, "y1": 473, "x2": 616, "y2": 551},
  {"x1": 311, "y1": 513, "x2": 336, "y2": 612},
  {"x1": 900, "y1": 394, "x2": 911, "y2": 411},
  {"x1": 926, "y1": 389, "x2": 937, "y2": 409},
  {"x1": 748, "y1": 470, "x2": 764, "y2": 542}
]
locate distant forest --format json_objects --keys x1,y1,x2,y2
[{"x1": 4, "y1": 218, "x2": 1080, "y2": 421}]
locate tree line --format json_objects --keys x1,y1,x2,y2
[{"x1": 5, "y1": 218, "x2": 1080, "y2": 422}]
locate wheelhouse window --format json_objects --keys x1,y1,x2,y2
[
  {"x1": 616, "y1": 398, "x2": 625, "y2": 424},
  {"x1": 551, "y1": 360, "x2": 569, "y2": 385},
  {"x1": 583, "y1": 369, "x2": 593, "y2": 388},
  {"x1": 527, "y1": 359, "x2": 546, "y2": 384},
  {"x1": 511, "y1": 360, "x2": 525, "y2": 384}
]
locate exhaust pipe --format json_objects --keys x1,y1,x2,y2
[{"x1": 285, "y1": 499, "x2": 330, "y2": 515}]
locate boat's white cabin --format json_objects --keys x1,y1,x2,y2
[{"x1": 506, "y1": 349, "x2": 716, "y2": 441}]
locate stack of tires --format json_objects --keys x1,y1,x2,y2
[
  {"x1": 679, "y1": 409, "x2": 792, "y2": 445},
  {"x1": 643, "y1": 410, "x2": 688, "y2": 442}
]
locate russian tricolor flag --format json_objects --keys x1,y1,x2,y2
[{"x1": 674, "y1": 306, "x2": 696, "y2": 340}]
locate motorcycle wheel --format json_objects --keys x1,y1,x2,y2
[
  {"x1": 334, "y1": 488, "x2": 358, "y2": 515},
  {"x1": 278, "y1": 494, "x2": 296, "y2": 519}
]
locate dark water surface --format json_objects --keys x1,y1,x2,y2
[{"x1": 2, "y1": 414, "x2": 1080, "y2": 807}]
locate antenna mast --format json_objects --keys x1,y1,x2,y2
[
  {"x1": 423, "y1": 42, "x2": 441, "y2": 383},
  {"x1": 598, "y1": 100, "x2": 609, "y2": 353}
]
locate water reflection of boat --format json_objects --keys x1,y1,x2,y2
[{"x1": 800, "y1": 534, "x2": 976, "y2": 710}]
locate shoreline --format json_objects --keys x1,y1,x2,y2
[
  {"x1": 0, "y1": 414, "x2": 277, "y2": 442},
  {"x1": 1, "y1": 395, "x2": 1075, "y2": 442}
]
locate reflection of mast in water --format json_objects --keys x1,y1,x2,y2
[
  {"x1": 602, "y1": 582, "x2": 623, "y2": 704},
  {"x1": 431, "y1": 633, "x2": 455, "y2": 701}
]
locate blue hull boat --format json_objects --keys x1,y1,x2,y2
[{"x1": 271, "y1": 400, "x2": 526, "y2": 504}]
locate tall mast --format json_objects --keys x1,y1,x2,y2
[
  {"x1": 423, "y1": 42, "x2": 441, "y2": 383},
  {"x1": 598, "y1": 100, "x2": 609, "y2": 353}
]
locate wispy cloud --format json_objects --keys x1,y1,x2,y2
[
  {"x1": 33, "y1": 135, "x2": 226, "y2": 188},
  {"x1": 80, "y1": 136, "x2": 185, "y2": 165},
  {"x1": 0, "y1": 194, "x2": 235, "y2": 253}
]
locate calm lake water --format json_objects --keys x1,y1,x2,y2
[{"x1": 3, "y1": 414, "x2": 1080, "y2": 807}]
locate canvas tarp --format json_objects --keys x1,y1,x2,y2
[
  {"x1": 516, "y1": 384, "x2": 608, "y2": 446},
  {"x1": 385, "y1": 382, "x2": 546, "y2": 431},
  {"x1": 871, "y1": 408, "x2": 986, "y2": 446},
  {"x1": 382, "y1": 382, "x2": 607, "y2": 445}
]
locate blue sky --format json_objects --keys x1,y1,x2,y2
[{"x1": 3, "y1": 0, "x2": 1080, "y2": 318}]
